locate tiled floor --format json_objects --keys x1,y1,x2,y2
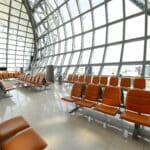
[{"x1": 0, "y1": 83, "x2": 150, "y2": 150}]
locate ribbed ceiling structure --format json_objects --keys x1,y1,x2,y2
[{"x1": 1, "y1": 0, "x2": 150, "y2": 79}]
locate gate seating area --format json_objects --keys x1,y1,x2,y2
[
  {"x1": 0, "y1": 116, "x2": 47, "y2": 150},
  {"x1": 0, "y1": 72, "x2": 21, "y2": 79},
  {"x1": 65, "y1": 74, "x2": 146, "y2": 90},
  {"x1": 17, "y1": 73, "x2": 52, "y2": 88},
  {"x1": 61, "y1": 82, "x2": 150, "y2": 138},
  {"x1": 0, "y1": 80, "x2": 15, "y2": 93}
]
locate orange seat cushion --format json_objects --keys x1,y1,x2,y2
[
  {"x1": 94, "y1": 104, "x2": 119, "y2": 116},
  {"x1": 75, "y1": 100, "x2": 97, "y2": 108},
  {"x1": 0, "y1": 116, "x2": 30, "y2": 141},
  {"x1": 62, "y1": 96, "x2": 81, "y2": 103},
  {"x1": 120, "y1": 111, "x2": 150, "y2": 127},
  {"x1": 1, "y1": 128, "x2": 47, "y2": 150}
]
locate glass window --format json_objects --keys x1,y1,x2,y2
[
  {"x1": 65, "y1": 23, "x2": 72, "y2": 37},
  {"x1": 93, "y1": 5, "x2": 106, "y2": 27},
  {"x1": 107, "y1": 0, "x2": 123, "y2": 22},
  {"x1": 108, "y1": 22, "x2": 123, "y2": 43},
  {"x1": 78, "y1": 0, "x2": 90, "y2": 13},
  {"x1": 59, "y1": 26, "x2": 65, "y2": 40},
  {"x1": 74, "y1": 35, "x2": 81, "y2": 50},
  {"x1": 60, "y1": 41, "x2": 65, "y2": 53},
  {"x1": 126, "y1": 15, "x2": 144, "y2": 39},
  {"x1": 68, "y1": 0, "x2": 79, "y2": 18},
  {"x1": 92, "y1": 0, "x2": 104, "y2": 7},
  {"x1": 105, "y1": 44, "x2": 121, "y2": 63},
  {"x1": 77, "y1": 66, "x2": 86, "y2": 74},
  {"x1": 125, "y1": 0, "x2": 143, "y2": 17},
  {"x1": 66, "y1": 39, "x2": 72, "y2": 52},
  {"x1": 146, "y1": 39, "x2": 150, "y2": 60},
  {"x1": 92, "y1": 66, "x2": 100, "y2": 75},
  {"x1": 102, "y1": 65, "x2": 118, "y2": 76},
  {"x1": 123, "y1": 41, "x2": 144, "y2": 62},
  {"x1": 120, "y1": 65, "x2": 142, "y2": 77},
  {"x1": 63, "y1": 53, "x2": 71, "y2": 65},
  {"x1": 71, "y1": 52, "x2": 80, "y2": 65},
  {"x1": 60, "y1": 5, "x2": 70, "y2": 23},
  {"x1": 83, "y1": 32, "x2": 92, "y2": 48},
  {"x1": 73, "y1": 18, "x2": 81, "y2": 35},
  {"x1": 145, "y1": 65, "x2": 150, "y2": 77},
  {"x1": 91, "y1": 47, "x2": 104, "y2": 64},
  {"x1": 94, "y1": 28, "x2": 106, "y2": 46},
  {"x1": 82, "y1": 12, "x2": 92, "y2": 32},
  {"x1": 80, "y1": 50, "x2": 91, "y2": 64},
  {"x1": 57, "y1": 55, "x2": 64, "y2": 66}
]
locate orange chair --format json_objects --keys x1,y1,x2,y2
[
  {"x1": 133, "y1": 78, "x2": 145, "y2": 89},
  {"x1": 65, "y1": 74, "x2": 73, "y2": 83},
  {"x1": 100, "y1": 76, "x2": 108, "y2": 86},
  {"x1": 0, "y1": 116, "x2": 30, "y2": 142},
  {"x1": 72, "y1": 74, "x2": 79, "y2": 83},
  {"x1": 78, "y1": 75, "x2": 85, "y2": 83},
  {"x1": 94, "y1": 86, "x2": 121, "y2": 116},
  {"x1": 120, "y1": 77, "x2": 131, "y2": 90},
  {"x1": 109, "y1": 76, "x2": 118, "y2": 86},
  {"x1": 92, "y1": 76, "x2": 100, "y2": 85},
  {"x1": 85, "y1": 75, "x2": 91, "y2": 84},
  {"x1": 75, "y1": 84, "x2": 101, "y2": 108},
  {"x1": 120, "y1": 89, "x2": 150, "y2": 137},
  {"x1": 62, "y1": 82, "x2": 85, "y2": 103}
]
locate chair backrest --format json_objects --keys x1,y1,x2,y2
[
  {"x1": 78, "y1": 75, "x2": 85, "y2": 83},
  {"x1": 120, "y1": 77, "x2": 131, "y2": 88},
  {"x1": 72, "y1": 74, "x2": 78, "y2": 83},
  {"x1": 133, "y1": 78, "x2": 145, "y2": 89},
  {"x1": 103, "y1": 86, "x2": 121, "y2": 106},
  {"x1": 85, "y1": 84, "x2": 101, "y2": 101},
  {"x1": 67, "y1": 74, "x2": 73, "y2": 82},
  {"x1": 71, "y1": 82, "x2": 85, "y2": 98},
  {"x1": 38, "y1": 74, "x2": 46, "y2": 85},
  {"x1": 109, "y1": 76, "x2": 118, "y2": 86},
  {"x1": 92, "y1": 76, "x2": 100, "y2": 84},
  {"x1": 126, "y1": 89, "x2": 150, "y2": 114},
  {"x1": 100, "y1": 76, "x2": 108, "y2": 85},
  {"x1": 85, "y1": 75, "x2": 91, "y2": 84}
]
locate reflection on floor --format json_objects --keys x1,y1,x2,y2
[{"x1": 0, "y1": 83, "x2": 150, "y2": 150}]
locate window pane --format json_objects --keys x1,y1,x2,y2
[
  {"x1": 120, "y1": 65, "x2": 142, "y2": 77},
  {"x1": 94, "y1": 28, "x2": 106, "y2": 46},
  {"x1": 91, "y1": 66, "x2": 100, "y2": 75},
  {"x1": 108, "y1": 22, "x2": 123, "y2": 43},
  {"x1": 108, "y1": 0, "x2": 123, "y2": 22},
  {"x1": 78, "y1": 0, "x2": 90, "y2": 13},
  {"x1": 80, "y1": 50, "x2": 91, "y2": 64},
  {"x1": 126, "y1": 15, "x2": 144, "y2": 39},
  {"x1": 123, "y1": 41, "x2": 144, "y2": 62},
  {"x1": 105, "y1": 44, "x2": 121, "y2": 63},
  {"x1": 63, "y1": 53, "x2": 71, "y2": 65},
  {"x1": 91, "y1": 47, "x2": 104, "y2": 64},
  {"x1": 82, "y1": 12, "x2": 92, "y2": 32},
  {"x1": 71, "y1": 52, "x2": 80, "y2": 65},
  {"x1": 102, "y1": 66, "x2": 118, "y2": 76},
  {"x1": 94, "y1": 5, "x2": 106, "y2": 27},
  {"x1": 83, "y1": 32, "x2": 92, "y2": 48},
  {"x1": 146, "y1": 39, "x2": 150, "y2": 60}
]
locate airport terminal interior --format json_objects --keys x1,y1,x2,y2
[{"x1": 0, "y1": 0, "x2": 150, "y2": 149}]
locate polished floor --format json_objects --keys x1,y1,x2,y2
[{"x1": 0, "y1": 82, "x2": 150, "y2": 150}]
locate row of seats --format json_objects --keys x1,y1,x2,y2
[
  {"x1": 0, "y1": 72, "x2": 21, "y2": 79},
  {"x1": 65, "y1": 74, "x2": 146, "y2": 90},
  {"x1": 17, "y1": 73, "x2": 51, "y2": 88},
  {"x1": 0, "y1": 116, "x2": 47, "y2": 150},
  {"x1": 62, "y1": 83, "x2": 150, "y2": 138},
  {"x1": 0, "y1": 80, "x2": 15, "y2": 93}
]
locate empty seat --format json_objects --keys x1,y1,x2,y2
[
  {"x1": 65, "y1": 74, "x2": 73, "y2": 83},
  {"x1": 0, "y1": 116, "x2": 30, "y2": 142},
  {"x1": 109, "y1": 76, "x2": 118, "y2": 86},
  {"x1": 78, "y1": 75, "x2": 85, "y2": 83},
  {"x1": 100, "y1": 76, "x2": 108, "y2": 86},
  {"x1": 133, "y1": 78, "x2": 145, "y2": 89},
  {"x1": 120, "y1": 77, "x2": 131, "y2": 90},
  {"x1": 92, "y1": 76, "x2": 100, "y2": 84},
  {"x1": 121, "y1": 89, "x2": 150, "y2": 126},
  {"x1": 72, "y1": 74, "x2": 79, "y2": 83},
  {"x1": 75, "y1": 84, "x2": 101, "y2": 108},
  {"x1": 94, "y1": 86, "x2": 121, "y2": 116},
  {"x1": 62, "y1": 82, "x2": 85, "y2": 103},
  {"x1": 1, "y1": 128, "x2": 47, "y2": 150},
  {"x1": 85, "y1": 75, "x2": 92, "y2": 84},
  {"x1": 121, "y1": 89, "x2": 150, "y2": 137}
]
